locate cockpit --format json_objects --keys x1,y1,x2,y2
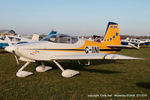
[
  {"x1": 8, "y1": 36, "x2": 21, "y2": 42},
  {"x1": 41, "y1": 34, "x2": 78, "y2": 44},
  {"x1": 0, "y1": 36, "x2": 21, "y2": 42}
]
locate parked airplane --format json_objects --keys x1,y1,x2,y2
[
  {"x1": 0, "y1": 34, "x2": 39, "y2": 49},
  {"x1": 121, "y1": 37, "x2": 150, "y2": 48},
  {"x1": 0, "y1": 30, "x2": 57, "y2": 49},
  {"x1": 5, "y1": 22, "x2": 142, "y2": 78}
]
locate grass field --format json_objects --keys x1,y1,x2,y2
[{"x1": 0, "y1": 46, "x2": 150, "y2": 100}]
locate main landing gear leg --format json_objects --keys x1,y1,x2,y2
[
  {"x1": 78, "y1": 60, "x2": 90, "y2": 65},
  {"x1": 78, "y1": 60, "x2": 81, "y2": 65},
  {"x1": 16, "y1": 62, "x2": 33, "y2": 77},
  {"x1": 53, "y1": 60, "x2": 79, "y2": 78},
  {"x1": 36, "y1": 62, "x2": 52, "y2": 72},
  {"x1": 85, "y1": 60, "x2": 90, "y2": 65}
]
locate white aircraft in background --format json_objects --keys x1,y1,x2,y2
[
  {"x1": 121, "y1": 37, "x2": 150, "y2": 48},
  {"x1": 0, "y1": 30, "x2": 57, "y2": 49},
  {"x1": 5, "y1": 22, "x2": 142, "y2": 78},
  {"x1": 0, "y1": 34, "x2": 39, "y2": 49}
]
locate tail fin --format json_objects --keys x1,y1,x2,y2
[
  {"x1": 48, "y1": 30, "x2": 57, "y2": 36},
  {"x1": 102, "y1": 22, "x2": 121, "y2": 45},
  {"x1": 32, "y1": 34, "x2": 39, "y2": 41}
]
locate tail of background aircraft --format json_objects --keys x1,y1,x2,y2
[
  {"x1": 48, "y1": 30, "x2": 57, "y2": 36},
  {"x1": 102, "y1": 22, "x2": 121, "y2": 45},
  {"x1": 32, "y1": 34, "x2": 39, "y2": 41}
]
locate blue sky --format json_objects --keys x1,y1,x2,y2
[{"x1": 0, "y1": 0, "x2": 150, "y2": 36}]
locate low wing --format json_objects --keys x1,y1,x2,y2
[
  {"x1": 107, "y1": 44, "x2": 139, "y2": 49},
  {"x1": 51, "y1": 53, "x2": 143, "y2": 60},
  {"x1": 139, "y1": 42, "x2": 150, "y2": 45}
]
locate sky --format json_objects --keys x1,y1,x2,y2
[{"x1": 0, "y1": 0, "x2": 150, "y2": 36}]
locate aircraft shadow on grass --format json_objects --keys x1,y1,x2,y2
[
  {"x1": 140, "y1": 46, "x2": 149, "y2": 48},
  {"x1": 136, "y1": 82, "x2": 150, "y2": 90},
  {"x1": 40, "y1": 60, "x2": 125, "y2": 74}
]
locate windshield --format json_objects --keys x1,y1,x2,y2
[
  {"x1": 41, "y1": 34, "x2": 78, "y2": 44},
  {"x1": 8, "y1": 37, "x2": 21, "y2": 42}
]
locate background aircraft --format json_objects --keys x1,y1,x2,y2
[
  {"x1": 5, "y1": 22, "x2": 142, "y2": 78},
  {"x1": 121, "y1": 37, "x2": 150, "y2": 48},
  {"x1": 0, "y1": 30, "x2": 57, "y2": 49},
  {"x1": 0, "y1": 34, "x2": 39, "y2": 48}
]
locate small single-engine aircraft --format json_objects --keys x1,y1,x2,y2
[{"x1": 5, "y1": 22, "x2": 142, "y2": 78}]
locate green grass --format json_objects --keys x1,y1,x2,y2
[{"x1": 0, "y1": 46, "x2": 150, "y2": 100}]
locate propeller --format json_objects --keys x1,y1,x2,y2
[
  {"x1": 5, "y1": 35, "x2": 12, "y2": 46},
  {"x1": 5, "y1": 35, "x2": 20, "y2": 65},
  {"x1": 13, "y1": 51, "x2": 19, "y2": 65}
]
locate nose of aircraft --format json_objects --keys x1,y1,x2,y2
[{"x1": 5, "y1": 45, "x2": 16, "y2": 53}]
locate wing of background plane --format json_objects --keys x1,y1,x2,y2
[
  {"x1": 51, "y1": 53, "x2": 142, "y2": 60},
  {"x1": 139, "y1": 42, "x2": 150, "y2": 45}
]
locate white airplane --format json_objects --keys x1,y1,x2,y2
[
  {"x1": 5, "y1": 22, "x2": 143, "y2": 78},
  {"x1": 0, "y1": 34, "x2": 39, "y2": 49},
  {"x1": 121, "y1": 37, "x2": 150, "y2": 48}
]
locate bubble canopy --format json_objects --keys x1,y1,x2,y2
[{"x1": 41, "y1": 34, "x2": 78, "y2": 44}]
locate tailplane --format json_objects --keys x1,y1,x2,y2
[{"x1": 102, "y1": 22, "x2": 121, "y2": 45}]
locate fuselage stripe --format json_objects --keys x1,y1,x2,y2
[{"x1": 31, "y1": 49, "x2": 121, "y2": 52}]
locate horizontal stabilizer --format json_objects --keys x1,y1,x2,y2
[{"x1": 107, "y1": 45, "x2": 139, "y2": 49}]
